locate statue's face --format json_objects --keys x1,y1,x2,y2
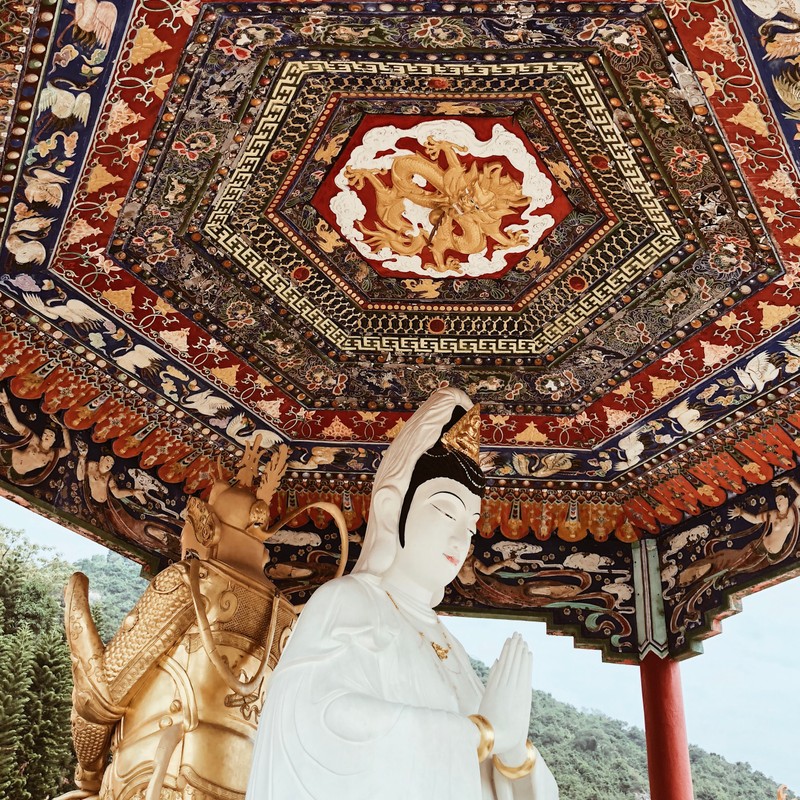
[
  {"x1": 99, "y1": 455, "x2": 114, "y2": 473},
  {"x1": 776, "y1": 494, "x2": 790, "y2": 513},
  {"x1": 41, "y1": 429, "x2": 56, "y2": 449},
  {"x1": 396, "y1": 476, "x2": 482, "y2": 594}
]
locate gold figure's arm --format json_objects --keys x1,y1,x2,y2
[
  {"x1": 63, "y1": 573, "x2": 128, "y2": 793},
  {"x1": 188, "y1": 558, "x2": 282, "y2": 696},
  {"x1": 101, "y1": 562, "x2": 196, "y2": 706}
]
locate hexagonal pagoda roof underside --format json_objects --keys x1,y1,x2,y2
[{"x1": 3, "y1": 0, "x2": 800, "y2": 662}]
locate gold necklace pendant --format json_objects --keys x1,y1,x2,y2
[
  {"x1": 386, "y1": 591, "x2": 453, "y2": 662},
  {"x1": 431, "y1": 641, "x2": 450, "y2": 660}
]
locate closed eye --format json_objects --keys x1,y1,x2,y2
[{"x1": 432, "y1": 503, "x2": 455, "y2": 521}]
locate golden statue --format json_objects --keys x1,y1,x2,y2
[
  {"x1": 345, "y1": 136, "x2": 531, "y2": 273},
  {"x1": 58, "y1": 439, "x2": 348, "y2": 800}
]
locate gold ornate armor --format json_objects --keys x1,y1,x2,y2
[{"x1": 60, "y1": 442, "x2": 348, "y2": 800}]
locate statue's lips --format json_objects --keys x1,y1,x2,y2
[{"x1": 444, "y1": 553, "x2": 459, "y2": 566}]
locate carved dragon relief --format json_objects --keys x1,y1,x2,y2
[
  {"x1": 58, "y1": 440, "x2": 349, "y2": 800},
  {"x1": 345, "y1": 135, "x2": 531, "y2": 273}
]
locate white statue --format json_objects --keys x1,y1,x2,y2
[{"x1": 246, "y1": 388, "x2": 559, "y2": 800}]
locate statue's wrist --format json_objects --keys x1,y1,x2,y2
[
  {"x1": 498, "y1": 742, "x2": 528, "y2": 764},
  {"x1": 493, "y1": 740, "x2": 537, "y2": 780},
  {"x1": 468, "y1": 714, "x2": 495, "y2": 762}
]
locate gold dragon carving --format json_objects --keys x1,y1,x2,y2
[
  {"x1": 346, "y1": 135, "x2": 531, "y2": 273},
  {"x1": 57, "y1": 439, "x2": 349, "y2": 800}
]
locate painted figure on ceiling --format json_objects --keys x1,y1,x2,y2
[
  {"x1": 681, "y1": 475, "x2": 800, "y2": 586},
  {"x1": 246, "y1": 387, "x2": 559, "y2": 800},
  {"x1": 0, "y1": 388, "x2": 71, "y2": 483},
  {"x1": 669, "y1": 474, "x2": 800, "y2": 634},
  {"x1": 76, "y1": 439, "x2": 176, "y2": 550}
]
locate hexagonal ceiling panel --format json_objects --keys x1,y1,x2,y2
[{"x1": 112, "y1": 7, "x2": 776, "y2": 433}]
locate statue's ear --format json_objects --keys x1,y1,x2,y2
[
  {"x1": 357, "y1": 484, "x2": 404, "y2": 575},
  {"x1": 370, "y1": 484, "x2": 402, "y2": 524}
]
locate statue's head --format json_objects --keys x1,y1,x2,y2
[{"x1": 354, "y1": 387, "x2": 484, "y2": 605}]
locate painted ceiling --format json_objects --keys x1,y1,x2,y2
[{"x1": 3, "y1": 0, "x2": 800, "y2": 660}]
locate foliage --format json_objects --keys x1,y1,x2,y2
[{"x1": 0, "y1": 526, "x2": 74, "y2": 799}]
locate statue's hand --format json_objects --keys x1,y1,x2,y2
[{"x1": 478, "y1": 633, "x2": 532, "y2": 758}]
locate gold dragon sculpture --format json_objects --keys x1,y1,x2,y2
[
  {"x1": 346, "y1": 135, "x2": 531, "y2": 273},
  {"x1": 57, "y1": 438, "x2": 348, "y2": 800}
]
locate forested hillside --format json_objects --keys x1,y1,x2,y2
[{"x1": 0, "y1": 525, "x2": 795, "y2": 799}]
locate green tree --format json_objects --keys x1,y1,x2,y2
[
  {"x1": 472, "y1": 658, "x2": 791, "y2": 800},
  {"x1": 0, "y1": 526, "x2": 74, "y2": 798},
  {"x1": 0, "y1": 626, "x2": 34, "y2": 799},
  {"x1": 21, "y1": 627, "x2": 73, "y2": 797}
]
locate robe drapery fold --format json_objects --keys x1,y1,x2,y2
[{"x1": 246, "y1": 574, "x2": 559, "y2": 800}]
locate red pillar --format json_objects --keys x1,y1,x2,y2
[{"x1": 639, "y1": 653, "x2": 694, "y2": 800}]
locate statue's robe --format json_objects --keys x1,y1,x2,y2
[{"x1": 247, "y1": 574, "x2": 559, "y2": 800}]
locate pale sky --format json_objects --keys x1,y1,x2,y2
[{"x1": 1, "y1": 495, "x2": 797, "y2": 792}]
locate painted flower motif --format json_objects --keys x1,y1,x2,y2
[
  {"x1": 729, "y1": 141, "x2": 752, "y2": 166},
  {"x1": 176, "y1": 0, "x2": 201, "y2": 26},
  {"x1": 612, "y1": 321, "x2": 652, "y2": 345},
  {"x1": 124, "y1": 139, "x2": 146, "y2": 163},
  {"x1": 53, "y1": 44, "x2": 79, "y2": 67},
  {"x1": 640, "y1": 91, "x2": 677, "y2": 125},
  {"x1": 299, "y1": 14, "x2": 325, "y2": 36},
  {"x1": 146, "y1": 72, "x2": 173, "y2": 101},
  {"x1": 668, "y1": 145, "x2": 709, "y2": 179},
  {"x1": 662, "y1": 349, "x2": 685, "y2": 366},
  {"x1": 102, "y1": 195, "x2": 125, "y2": 217},
  {"x1": 226, "y1": 300, "x2": 256, "y2": 328},
  {"x1": 107, "y1": 99, "x2": 144, "y2": 136},
  {"x1": 143, "y1": 225, "x2": 172, "y2": 249},
  {"x1": 306, "y1": 366, "x2": 338, "y2": 391},
  {"x1": 635, "y1": 70, "x2": 671, "y2": 89},
  {"x1": 664, "y1": 0, "x2": 692, "y2": 18},
  {"x1": 239, "y1": 21, "x2": 282, "y2": 47},
  {"x1": 140, "y1": 225, "x2": 177, "y2": 263},
  {"x1": 172, "y1": 130, "x2": 218, "y2": 160},
  {"x1": 585, "y1": 22, "x2": 645, "y2": 58},
  {"x1": 216, "y1": 36, "x2": 251, "y2": 60},
  {"x1": 415, "y1": 371, "x2": 445, "y2": 394},
  {"x1": 409, "y1": 17, "x2": 467, "y2": 47},
  {"x1": 709, "y1": 235, "x2": 748, "y2": 277}
]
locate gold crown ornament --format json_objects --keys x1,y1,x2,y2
[{"x1": 440, "y1": 403, "x2": 481, "y2": 465}]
